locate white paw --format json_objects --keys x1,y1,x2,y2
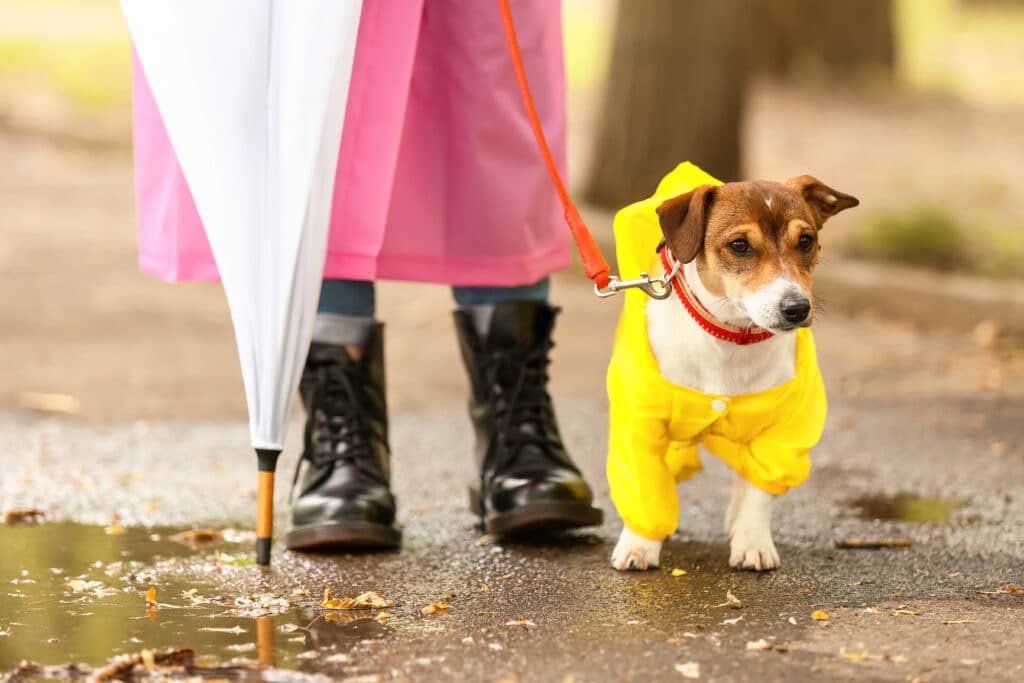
[
  {"x1": 728, "y1": 526, "x2": 780, "y2": 571},
  {"x1": 611, "y1": 527, "x2": 663, "y2": 571}
]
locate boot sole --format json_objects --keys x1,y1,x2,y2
[
  {"x1": 285, "y1": 522, "x2": 401, "y2": 551},
  {"x1": 469, "y1": 488, "x2": 603, "y2": 535}
]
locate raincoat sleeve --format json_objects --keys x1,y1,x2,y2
[
  {"x1": 606, "y1": 317, "x2": 679, "y2": 542},
  {"x1": 705, "y1": 335, "x2": 828, "y2": 496},
  {"x1": 745, "y1": 368, "x2": 826, "y2": 495}
]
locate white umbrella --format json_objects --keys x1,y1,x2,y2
[{"x1": 121, "y1": 0, "x2": 363, "y2": 565}]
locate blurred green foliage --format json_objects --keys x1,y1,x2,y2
[
  {"x1": 851, "y1": 206, "x2": 1024, "y2": 278},
  {"x1": 851, "y1": 207, "x2": 967, "y2": 270},
  {"x1": 0, "y1": 38, "x2": 129, "y2": 110}
]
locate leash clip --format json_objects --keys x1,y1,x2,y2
[{"x1": 594, "y1": 258, "x2": 682, "y2": 300}]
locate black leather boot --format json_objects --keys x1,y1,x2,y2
[
  {"x1": 285, "y1": 324, "x2": 400, "y2": 550},
  {"x1": 454, "y1": 301, "x2": 603, "y2": 535}
]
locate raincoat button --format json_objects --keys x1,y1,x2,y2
[{"x1": 711, "y1": 399, "x2": 727, "y2": 412}]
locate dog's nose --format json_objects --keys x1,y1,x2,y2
[{"x1": 779, "y1": 296, "x2": 811, "y2": 324}]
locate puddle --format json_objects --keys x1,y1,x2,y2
[
  {"x1": 0, "y1": 522, "x2": 393, "y2": 678},
  {"x1": 847, "y1": 494, "x2": 967, "y2": 524}
]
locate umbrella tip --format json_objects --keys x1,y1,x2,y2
[
  {"x1": 256, "y1": 448, "x2": 280, "y2": 472},
  {"x1": 256, "y1": 537, "x2": 272, "y2": 566}
]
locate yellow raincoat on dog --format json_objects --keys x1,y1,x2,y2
[{"x1": 607, "y1": 163, "x2": 827, "y2": 541}]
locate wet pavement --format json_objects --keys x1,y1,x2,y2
[{"x1": 2, "y1": 395, "x2": 1023, "y2": 682}]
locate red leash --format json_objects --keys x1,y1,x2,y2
[{"x1": 497, "y1": 0, "x2": 611, "y2": 290}]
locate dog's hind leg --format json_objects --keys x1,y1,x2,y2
[{"x1": 727, "y1": 477, "x2": 780, "y2": 571}]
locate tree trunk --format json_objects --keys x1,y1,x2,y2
[
  {"x1": 582, "y1": 0, "x2": 895, "y2": 210},
  {"x1": 752, "y1": 0, "x2": 894, "y2": 77},
  {"x1": 582, "y1": 0, "x2": 749, "y2": 209}
]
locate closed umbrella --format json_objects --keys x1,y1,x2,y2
[{"x1": 121, "y1": 0, "x2": 363, "y2": 565}]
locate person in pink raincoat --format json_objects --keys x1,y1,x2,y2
[{"x1": 131, "y1": 0, "x2": 602, "y2": 549}]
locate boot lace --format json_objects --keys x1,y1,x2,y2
[
  {"x1": 303, "y1": 359, "x2": 388, "y2": 486},
  {"x1": 480, "y1": 340, "x2": 567, "y2": 474}
]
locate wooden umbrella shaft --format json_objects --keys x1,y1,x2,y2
[{"x1": 256, "y1": 448, "x2": 280, "y2": 566}]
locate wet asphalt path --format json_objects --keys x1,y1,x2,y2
[{"x1": 2, "y1": 394, "x2": 1023, "y2": 682}]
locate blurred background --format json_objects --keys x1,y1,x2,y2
[{"x1": 2, "y1": 0, "x2": 1023, "y2": 421}]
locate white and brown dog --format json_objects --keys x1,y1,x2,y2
[{"x1": 606, "y1": 169, "x2": 858, "y2": 572}]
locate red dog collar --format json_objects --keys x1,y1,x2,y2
[{"x1": 658, "y1": 249, "x2": 774, "y2": 346}]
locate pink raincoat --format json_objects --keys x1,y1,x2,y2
[{"x1": 132, "y1": 0, "x2": 570, "y2": 286}]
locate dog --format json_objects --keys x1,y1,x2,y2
[{"x1": 605, "y1": 163, "x2": 858, "y2": 572}]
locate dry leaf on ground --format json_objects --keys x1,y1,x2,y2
[
  {"x1": 198, "y1": 625, "x2": 246, "y2": 634},
  {"x1": 145, "y1": 587, "x2": 157, "y2": 606},
  {"x1": 839, "y1": 647, "x2": 869, "y2": 661},
  {"x1": 16, "y1": 391, "x2": 80, "y2": 415},
  {"x1": 671, "y1": 568, "x2": 687, "y2": 577},
  {"x1": 421, "y1": 602, "x2": 451, "y2": 616},
  {"x1": 5, "y1": 508, "x2": 45, "y2": 526},
  {"x1": 319, "y1": 587, "x2": 394, "y2": 610},
  {"x1": 103, "y1": 524, "x2": 125, "y2": 536},
  {"x1": 675, "y1": 661, "x2": 700, "y2": 678},
  {"x1": 505, "y1": 618, "x2": 536, "y2": 629},
  {"x1": 169, "y1": 529, "x2": 224, "y2": 547},
  {"x1": 811, "y1": 610, "x2": 829, "y2": 621}
]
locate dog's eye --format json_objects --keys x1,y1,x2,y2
[
  {"x1": 728, "y1": 239, "x2": 753, "y2": 256},
  {"x1": 798, "y1": 234, "x2": 815, "y2": 251}
]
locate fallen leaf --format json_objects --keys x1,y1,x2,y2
[
  {"x1": 863, "y1": 607, "x2": 881, "y2": 614},
  {"x1": 480, "y1": 583, "x2": 490, "y2": 592},
  {"x1": 839, "y1": 647, "x2": 869, "y2": 661},
  {"x1": 421, "y1": 602, "x2": 451, "y2": 616},
  {"x1": 675, "y1": 661, "x2": 700, "y2": 678},
  {"x1": 5, "y1": 508, "x2": 45, "y2": 527},
  {"x1": 104, "y1": 524, "x2": 125, "y2": 536},
  {"x1": 145, "y1": 587, "x2": 157, "y2": 606},
  {"x1": 505, "y1": 618, "x2": 536, "y2": 629},
  {"x1": 375, "y1": 612, "x2": 389, "y2": 624},
  {"x1": 320, "y1": 587, "x2": 394, "y2": 610},
  {"x1": 811, "y1": 611, "x2": 829, "y2": 621},
  {"x1": 671, "y1": 568, "x2": 687, "y2": 577},
  {"x1": 16, "y1": 391, "x2": 80, "y2": 415},
  {"x1": 972, "y1": 320, "x2": 1001, "y2": 349},
  {"x1": 1005, "y1": 585, "x2": 1024, "y2": 595},
  {"x1": 834, "y1": 538, "x2": 912, "y2": 549},
  {"x1": 169, "y1": 528, "x2": 224, "y2": 547},
  {"x1": 746, "y1": 639, "x2": 772, "y2": 651},
  {"x1": 712, "y1": 591, "x2": 743, "y2": 609},
  {"x1": 199, "y1": 625, "x2": 246, "y2": 634}
]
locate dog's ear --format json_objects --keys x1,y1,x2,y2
[
  {"x1": 656, "y1": 184, "x2": 715, "y2": 264},
  {"x1": 787, "y1": 175, "x2": 859, "y2": 227}
]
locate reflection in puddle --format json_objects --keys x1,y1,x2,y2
[
  {"x1": 0, "y1": 522, "x2": 386, "y2": 677},
  {"x1": 847, "y1": 494, "x2": 967, "y2": 524}
]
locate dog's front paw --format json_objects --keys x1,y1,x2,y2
[
  {"x1": 728, "y1": 526, "x2": 780, "y2": 571},
  {"x1": 611, "y1": 528, "x2": 663, "y2": 571}
]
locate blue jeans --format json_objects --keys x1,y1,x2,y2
[{"x1": 318, "y1": 278, "x2": 550, "y2": 316}]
